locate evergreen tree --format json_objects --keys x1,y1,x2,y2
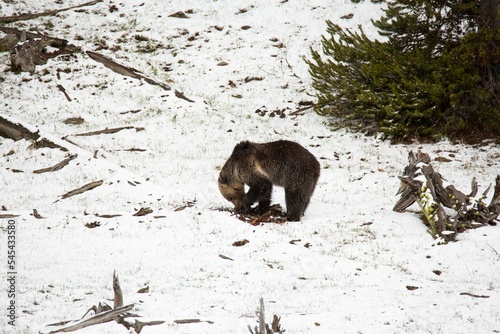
[{"x1": 308, "y1": 0, "x2": 500, "y2": 141}]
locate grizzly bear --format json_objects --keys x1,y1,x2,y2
[{"x1": 218, "y1": 140, "x2": 320, "y2": 221}]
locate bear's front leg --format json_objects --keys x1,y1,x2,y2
[{"x1": 241, "y1": 181, "x2": 273, "y2": 214}]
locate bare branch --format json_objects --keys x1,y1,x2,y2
[{"x1": 0, "y1": 0, "x2": 103, "y2": 24}]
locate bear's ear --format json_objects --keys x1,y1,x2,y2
[{"x1": 235, "y1": 141, "x2": 251, "y2": 155}]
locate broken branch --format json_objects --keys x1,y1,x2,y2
[
  {"x1": 60, "y1": 180, "x2": 103, "y2": 199},
  {"x1": 49, "y1": 304, "x2": 134, "y2": 333},
  {"x1": 33, "y1": 155, "x2": 77, "y2": 174},
  {"x1": 57, "y1": 85, "x2": 72, "y2": 102},
  {"x1": 0, "y1": 0, "x2": 103, "y2": 24},
  {"x1": 74, "y1": 126, "x2": 135, "y2": 137},
  {"x1": 86, "y1": 50, "x2": 195, "y2": 102}
]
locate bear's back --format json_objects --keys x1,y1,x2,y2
[{"x1": 255, "y1": 140, "x2": 319, "y2": 187}]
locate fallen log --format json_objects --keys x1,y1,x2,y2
[
  {"x1": 49, "y1": 304, "x2": 134, "y2": 333},
  {"x1": 48, "y1": 272, "x2": 164, "y2": 333},
  {"x1": 86, "y1": 50, "x2": 170, "y2": 90},
  {"x1": 86, "y1": 50, "x2": 195, "y2": 102},
  {"x1": 0, "y1": 115, "x2": 67, "y2": 149},
  {"x1": 0, "y1": 115, "x2": 40, "y2": 141}
]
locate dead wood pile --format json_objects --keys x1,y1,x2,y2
[
  {"x1": 394, "y1": 150, "x2": 500, "y2": 241},
  {"x1": 0, "y1": 0, "x2": 194, "y2": 101}
]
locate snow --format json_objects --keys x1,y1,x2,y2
[{"x1": 0, "y1": 0, "x2": 499, "y2": 333}]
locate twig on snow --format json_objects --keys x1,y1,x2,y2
[{"x1": 60, "y1": 180, "x2": 103, "y2": 200}]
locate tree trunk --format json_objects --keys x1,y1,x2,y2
[
  {"x1": 478, "y1": 0, "x2": 500, "y2": 94},
  {"x1": 479, "y1": 0, "x2": 500, "y2": 29}
]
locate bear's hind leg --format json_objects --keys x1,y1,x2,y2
[{"x1": 285, "y1": 190, "x2": 307, "y2": 221}]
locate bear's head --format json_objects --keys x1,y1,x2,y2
[{"x1": 218, "y1": 172, "x2": 245, "y2": 209}]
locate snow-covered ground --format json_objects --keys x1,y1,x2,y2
[{"x1": 0, "y1": 1, "x2": 499, "y2": 333}]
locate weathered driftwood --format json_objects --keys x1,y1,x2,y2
[
  {"x1": 86, "y1": 50, "x2": 195, "y2": 102},
  {"x1": 394, "y1": 150, "x2": 500, "y2": 241},
  {"x1": 60, "y1": 180, "x2": 103, "y2": 199},
  {"x1": 0, "y1": 0, "x2": 103, "y2": 24},
  {"x1": 49, "y1": 304, "x2": 134, "y2": 333},
  {"x1": 33, "y1": 154, "x2": 77, "y2": 174}
]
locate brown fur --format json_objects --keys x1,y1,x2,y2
[{"x1": 218, "y1": 140, "x2": 320, "y2": 221}]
